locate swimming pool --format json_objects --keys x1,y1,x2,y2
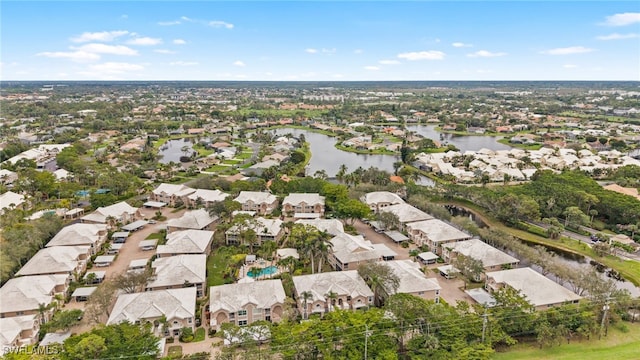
[{"x1": 247, "y1": 265, "x2": 278, "y2": 278}]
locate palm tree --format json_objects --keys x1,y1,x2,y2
[
  {"x1": 358, "y1": 262, "x2": 400, "y2": 307},
  {"x1": 325, "y1": 291, "x2": 338, "y2": 313},
  {"x1": 300, "y1": 291, "x2": 313, "y2": 320},
  {"x1": 336, "y1": 164, "x2": 348, "y2": 183}
]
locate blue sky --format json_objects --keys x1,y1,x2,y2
[{"x1": 1, "y1": 1, "x2": 639, "y2": 81}]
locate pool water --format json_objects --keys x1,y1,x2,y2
[{"x1": 247, "y1": 265, "x2": 277, "y2": 278}]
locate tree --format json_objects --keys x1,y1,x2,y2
[
  {"x1": 84, "y1": 280, "x2": 117, "y2": 324},
  {"x1": 300, "y1": 291, "x2": 313, "y2": 320},
  {"x1": 393, "y1": 161, "x2": 403, "y2": 176},
  {"x1": 377, "y1": 211, "x2": 400, "y2": 231},
  {"x1": 63, "y1": 322, "x2": 160, "y2": 360},
  {"x1": 41, "y1": 309, "x2": 84, "y2": 333},
  {"x1": 335, "y1": 198, "x2": 371, "y2": 225},
  {"x1": 452, "y1": 253, "x2": 484, "y2": 283},
  {"x1": 563, "y1": 206, "x2": 588, "y2": 228},
  {"x1": 336, "y1": 164, "x2": 348, "y2": 183},
  {"x1": 325, "y1": 290, "x2": 338, "y2": 312},
  {"x1": 113, "y1": 268, "x2": 153, "y2": 294},
  {"x1": 358, "y1": 262, "x2": 400, "y2": 306}
]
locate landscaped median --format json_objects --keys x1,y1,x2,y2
[{"x1": 439, "y1": 199, "x2": 640, "y2": 287}]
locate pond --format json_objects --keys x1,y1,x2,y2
[
  {"x1": 406, "y1": 125, "x2": 513, "y2": 152},
  {"x1": 272, "y1": 128, "x2": 435, "y2": 186},
  {"x1": 158, "y1": 138, "x2": 195, "y2": 164}
]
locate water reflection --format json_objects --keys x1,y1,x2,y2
[
  {"x1": 158, "y1": 138, "x2": 194, "y2": 164},
  {"x1": 406, "y1": 125, "x2": 513, "y2": 152}
]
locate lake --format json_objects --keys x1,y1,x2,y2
[
  {"x1": 406, "y1": 124, "x2": 513, "y2": 152},
  {"x1": 272, "y1": 128, "x2": 435, "y2": 186},
  {"x1": 158, "y1": 138, "x2": 195, "y2": 164}
]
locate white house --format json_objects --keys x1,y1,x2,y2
[
  {"x1": 81, "y1": 201, "x2": 140, "y2": 226},
  {"x1": 107, "y1": 287, "x2": 197, "y2": 338},
  {"x1": 16, "y1": 246, "x2": 89, "y2": 279},
  {"x1": 167, "y1": 209, "x2": 219, "y2": 232},
  {"x1": 485, "y1": 267, "x2": 582, "y2": 310},
  {"x1": 225, "y1": 217, "x2": 284, "y2": 246},
  {"x1": 186, "y1": 189, "x2": 229, "y2": 208},
  {"x1": 385, "y1": 260, "x2": 441, "y2": 302},
  {"x1": 156, "y1": 230, "x2": 214, "y2": 257},
  {"x1": 329, "y1": 233, "x2": 382, "y2": 271},
  {"x1": 406, "y1": 219, "x2": 472, "y2": 255},
  {"x1": 295, "y1": 218, "x2": 345, "y2": 236},
  {"x1": 146, "y1": 255, "x2": 207, "y2": 297},
  {"x1": 0, "y1": 191, "x2": 26, "y2": 214},
  {"x1": 282, "y1": 193, "x2": 325, "y2": 217},
  {"x1": 378, "y1": 203, "x2": 433, "y2": 231},
  {"x1": 45, "y1": 223, "x2": 108, "y2": 255},
  {"x1": 150, "y1": 183, "x2": 195, "y2": 207},
  {"x1": 360, "y1": 191, "x2": 405, "y2": 213},
  {"x1": 233, "y1": 191, "x2": 279, "y2": 215},
  {"x1": 442, "y1": 239, "x2": 520, "y2": 272},
  {"x1": 209, "y1": 280, "x2": 287, "y2": 330},
  {"x1": 0, "y1": 315, "x2": 39, "y2": 350},
  {"x1": 292, "y1": 271, "x2": 374, "y2": 317},
  {"x1": 0, "y1": 274, "x2": 68, "y2": 320}
]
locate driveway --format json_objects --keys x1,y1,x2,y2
[{"x1": 352, "y1": 219, "x2": 413, "y2": 260}]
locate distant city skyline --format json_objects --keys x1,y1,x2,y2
[{"x1": 1, "y1": 1, "x2": 639, "y2": 81}]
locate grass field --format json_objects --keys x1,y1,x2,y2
[{"x1": 491, "y1": 322, "x2": 640, "y2": 360}]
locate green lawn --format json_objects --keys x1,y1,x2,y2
[
  {"x1": 222, "y1": 159, "x2": 243, "y2": 165},
  {"x1": 236, "y1": 151, "x2": 253, "y2": 160},
  {"x1": 492, "y1": 323, "x2": 640, "y2": 360},
  {"x1": 207, "y1": 247, "x2": 242, "y2": 287},
  {"x1": 167, "y1": 345, "x2": 182, "y2": 357},
  {"x1": 145, "y1": 232, "x2": 164, "y2": 240},
  {"x1": 194, "y1": 327, "x2": 206, "y2": 342}
]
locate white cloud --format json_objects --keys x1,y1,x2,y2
[
  {"x1": 37, "y1": 51, "x2": 100, "y2": 63},
  {"x1": 541, "y1": 46, "x2": 594, "y2": 55},
  {"x1": 397, "y1": 51, "x2": 445, "y2": 60},
  {"x1": 563, "y1": 64, "x2": 578, "y2": 69},
  {"x1": 89, "y1": 62, "x2": 144, "y2": 74},
  {"x1": 208, "y1": 21, "x2": 234, "y2": 29},
  {"x1": 596, "y1": 33, "x2": 639, "y2": 40},
  {"x1": 305, "y1": 48, "x2": 318, "y2": 54},
  {"x1": 126, "y1": 37, "x2": 162, "y2": 46},
  {"x1": 452, "y1": 42, "x2": 472, "y2": 48},
  {"x1": 170, "y1": 61, "x2": 199, "y2": 66},
  {"x1": 74, "y1": 43, "x2": 138, "y2": 56},
  {"x1": 353, "y1": 49, "x2": 363, "y2": 54},
  {"x1": 467, "y1": 50, "x2": 507, "y2": 58},
  {"x1": 158, "y1": 20, "x2": 181, "y2": 26},
  {"x1": 364, "y1": 66, "x2": 380, "y2": 71},
  {"x1": 233, "y1": 60, "x2": 246, "y2": 67},
  {"x1": 71, "y1": 30, "x2": 129, "y2": 43},
  {"x1": 322, "y1": 48, "x2": 336, "y2": 54},
  {"x1": 154, "y1": 49, "x2": 176, "y2": 54},
  {"x1": 379, "y1": 60, "x2": 400, "y2": 65},
  {"x1": 602, "y1": 12, "x2": 640, "y2": 26},
  {"x1": 173, "y1": 39, "x2": 187, "y2": 45}
]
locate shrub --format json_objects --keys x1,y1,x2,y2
[{"x1": 179, "y1": 327, "x2": 194, "y2": 343}]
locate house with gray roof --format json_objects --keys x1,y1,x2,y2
[
  {"x1": 329, "y1": 233, "x2": 382, "y2": 271},
  {"x1": 379, "y1": 203, "x2": 433, "y2": 231},
  {"x1": 292, "y1": 271, "x2": 374, "y2": 317},
  {"x1": 81, "y1": 201, "x2": 141, "y2": 227},
  {"x1": 107, "y1": 287, "x2": 197, "y2": 338},
  {"x1": 233, "y1": 191, "x2": 279, "y2": 215},
  {"x1": 385, "y1": 260, "x2": 441, "y2": 302},
  {"x1": 186, "y1": 189, "x2": 229, "y2": 208},
  {"x1": 150, "y1": 183, "x2": 196, "y2": 207},
  {"x1": 167, "y1": 209, "x2": 219, "y2": 233},
  {"x1": 485, "y1": 267, "x2": 582, "y2": 310},
  {"x1": 45, "y1": 223, "x2": 108, "y2": 255},
  {"x1": 225, "y1": 217, "x2": 284, "y2": 246},
  {"x1": 295, "y1": 218, "x2": 345, "y2": 236},
  {"x1": 209, "y1": 280, "x2": 287, "y2": 330},
  {"x1": 0, "y1": 315, "x2": 39, "y2": 350},
  {"x1": 360, "y1": 191, "x2": 405, "y2": 213},
  {"x1": 156, "y1": 230, "x2": 214, "y2": 257},
  {"x1": 16, "y1": 246, "x2": 89, "y2": 280},
  {"x1": 0, "y1": 274, "x2": 68, "y2": 320},
  {"x1": 282, "y1": 193, "x2": 325, "y2": 217},
  {"x1": 406, "y1": 219, "x2": 472, "y2": 255},
  {"x1": 146, "y1": 255, "x2": 207, "y2": 297},
  {"x1": 442, "y1": 239, "x2": 520, "y2": 272}
]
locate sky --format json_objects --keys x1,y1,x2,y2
[{"x1": 1, "y1": 1, "x2": 639, "y2": 81}]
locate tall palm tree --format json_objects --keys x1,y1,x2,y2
[
  {"x1": 300, "y1": 291, "x2": 313, "y2": 320},
  {"x1": 325, "y1": 291, "x2": 338, "y2": 313},
  {"x1": 336, "y1": 164, "x2": 348, "y2": 183}
]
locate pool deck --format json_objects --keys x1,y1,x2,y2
[{"x1": 239, "y1": 259, "x2": 283, "y2": 281}]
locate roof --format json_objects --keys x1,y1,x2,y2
[
  {"x1": 418, "y1": 252, "x2": 439, "y2": 261},
  {"x1": 437, "y1": 265, "x2": 459, "y2": 276},
  {"x1": 407, "y1": 219, "x2": 472, "y2": 243},
  {"x1": 385, "y1": 260, "x2": 441, "y2": 294},
  {"x1": 94, "y1": 255, "x2": 116, "y2": 263},
  {"x1": 143, "y1": 201, "x2": 167, "y2": 208},
  {"x1": 465, "y1": 288, "x2": 497, "y2": 307},
  {"x1": 112, "y1": 231, "x2": 130, "y2": 238},
  {"x1": 168, "y1": 209, "x2": 218, "y2": 230},
  {"x1": 295, "y1": 219, "x2": 344, "y2": 236},
  {"x1": 129, "y1": 259, "x2": 148, "y2": 268},
  {"x1": 372, "y1": 244, "x2": 397, "y2": 258},
  {"x1": 277, "y1": 248, "x2": 300, "y2": 260},
  {"x1": 486, "y1": 267, "x2": 582, "y2": 307},
  {"x1": 39, "y1": 331, "x2": 71, "y2": 346},
  {"x1": 121, "y1": 220, "x2": 149, "y2": 231},
  {"x1": 148, "y1": 255, "x2": 206, "y2": 288},
  {"x1": 152, "y1": 183, "x2": 195, "y2": 197},
  {"x1": 139, "y1": 240, "x2": 157, "y2": 248},
  {"x1": 157, "y1": 229, "x2": 214, "y2": 255},
  {"x1": 0, "y1": 315, "x2": 37, "y2": 348},
  {"x1": 330, "y1": 233, "x2": 381, "y2": 264},
  {"x1": 46, "y1": 223, "x2": 107, "y2": 247},
  {"x1": 0, "y1": 191, "x2": 26, "y2": 211},
  {"x1": 16, "y1": 246, "x2": 88, "y2": 276},
  {"x1": 0, "y1": 275, "x2": 68, "y2": 313},
  {"x1": 234, "y1": 191, "x2": 277, "y2": 205},
  {"x1": 360, "y1": 191, "x2": 405, "y2": 206},
  {"x1": 379, "y1": 203, "x2": 433, "y2": 224},
  {"x1": 209, "y1": 280, "x2": 286, "y2": 313},
  {"x1": 282, "y1": 193, "x2": 325, "y2": 206},
  {"x1": 446, "y1": 239, "x2": 520, "y2": 267},
  {"x1": 227, "y1": 217, "x2": 283, "y2": 237},
  {"x1": 107, "y1": 287, "x2": 196, "y2": 325},
  {"x1": 72, "y1": 287, "x2": 97, "y2": 297},
  {"x1": 384, "y1": 231, "x2": 409, "y2": 242},
  {"x1": 81, "y1": 201, "x2": 138, "y2": 223},
  {"x1": 187, "y1": 189, "x2": 229, "y2": 203},
  {"x1": 292, "y1": 271, "x2": 373, "y2": 303}
]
